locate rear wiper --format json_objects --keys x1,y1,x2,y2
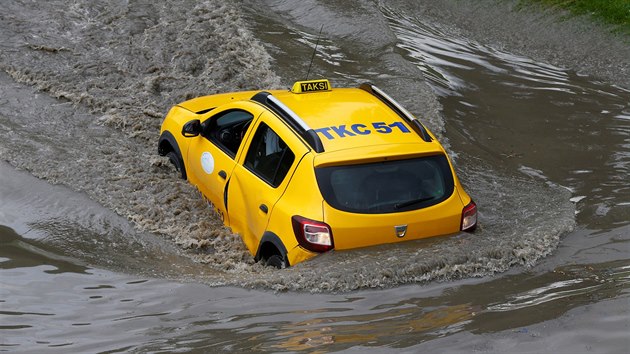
[{"x1": 394, "y1": 196, "x2": 435, "y2": 210}]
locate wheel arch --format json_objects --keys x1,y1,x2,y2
[
  {"x1": 158, "y1": 130, "x2": 178, "y2": 155},
  {"x1": 255, "y1": 232, "x2": 290, "y2": 267},
  {"x1": 158, "y1": 131, "x2": 187, "y2": 180}
]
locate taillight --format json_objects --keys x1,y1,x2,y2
[
  {"x1": 291, "y1": 216, "x2": 334, "y2": 253},
  {"x1": 461, "y1": 200, "x2": 477, "y2": 232}
]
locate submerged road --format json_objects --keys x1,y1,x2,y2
[{"x1": 1, "y1": 0, "x2": 629, "y2": 352}]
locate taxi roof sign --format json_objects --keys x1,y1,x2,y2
[{"x1": 291, "y1": 79, "x2": 332, "y2": 94}]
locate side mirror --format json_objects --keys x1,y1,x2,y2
[{"x1": 182, "y1": 119, "x2": 201, "y2": 137}]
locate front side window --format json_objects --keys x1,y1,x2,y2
[
  {"x1": 244, "y1": 122, "x2": 295, "y2": 187},
  {"x1": 315, "y1": 155, "x2": 455, "y2": 214},
  {"x1": 202, "y1": 109, "x2": 254, "y2": 157}
]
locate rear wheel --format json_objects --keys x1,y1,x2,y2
[
  {"x1": 266, "y1": 254, "x2": 286, "y2": 269},
  {"x1": 166, "y1": 151, "x2": 186, "y2": 179}
]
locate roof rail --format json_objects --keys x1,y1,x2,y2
[
  {"x1": 251, "y1": 91, "x2": 325, "y2": 153},
  {"x1": 359, "y1": 83, "x2": 433, "y2": 142}
]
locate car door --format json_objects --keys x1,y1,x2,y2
[
  {"x1": 227, "y1": 112, "x2": 308, "y2": 255},
  {"x1": 186, "y1": 102, "x2": 262, "y2": 225}
]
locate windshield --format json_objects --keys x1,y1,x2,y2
[{"x1": 315, "y1": 154, "x2": 454, "y2": 214}]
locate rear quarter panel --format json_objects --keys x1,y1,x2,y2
[{"x1": 266, "y1": 153, "x2": 323, "y2": 266}]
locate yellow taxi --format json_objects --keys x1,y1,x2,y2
[{"x1": 158, "y1": 79, "x2": 477, "y2": 268}]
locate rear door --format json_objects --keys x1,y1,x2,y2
[{"x1": 227, "y1": 112, "x2": 308, "y2": 254}]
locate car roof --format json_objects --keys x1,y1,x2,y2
[
  {"x1": 264, "y1": 87, "x2": 442, "y2": 155},
  {"x1": 176, "y1": 81, "x2": 444, "y2": 159}
]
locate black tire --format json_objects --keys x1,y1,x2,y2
[
  {"x1": 166, "y1": 151, "x2": 186, "y2": 179},
  {"x1": 266, "y1": 254, "x2": 286, "y2": 269}
]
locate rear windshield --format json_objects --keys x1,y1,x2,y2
[{"x1": 315, "y1": 155, "x2": 454, "y2": 214}]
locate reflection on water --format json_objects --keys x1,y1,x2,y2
[
  {"x1": 486, "y1": 260, "x2": 630, "y2": 313},
  {"x1": 0, "y1": 225, "x2": 89, "y2": 274},
  {"x1": 2, "y1": 221, "x2": 628, "y2": 353},
  {"x1": 0, "y1": 161, "x2": 207, "y2": 279}
]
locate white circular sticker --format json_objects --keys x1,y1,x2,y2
[{"x1": 201, "y1": 152, "x2": 214, "y2": 174}]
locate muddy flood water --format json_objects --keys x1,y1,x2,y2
[{"x1": 1, "y1": 0, "x2": 629, "y2": 353}]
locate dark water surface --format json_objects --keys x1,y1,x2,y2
[{"x1": 1, "y1": 0, "x2": 629, "y2": 352}]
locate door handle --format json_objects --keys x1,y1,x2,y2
[
  {"x1": 218, "y1": 170, "x2": 227, "y2": 179},
  {"x1": 259, "y1": 204, "x2": 268, "y2": 214}
]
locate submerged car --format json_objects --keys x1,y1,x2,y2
[{"x1": 158, "y1": 79, "x2": 477, "y2": 268}]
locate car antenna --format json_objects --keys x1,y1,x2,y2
[{"x1": 305, "y1": 25, "x2": 324, "y2": 81}]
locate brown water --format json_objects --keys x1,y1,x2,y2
[{"x1": 1, "y1": 0, "x2": 629, "y2": 352}]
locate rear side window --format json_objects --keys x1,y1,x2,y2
[
  {"x1": 315, "y1": 155, "x2": 454, "y2": 214},
  {"x1": 244, "y1": 122, "x2": 295, "y2": 187}
]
